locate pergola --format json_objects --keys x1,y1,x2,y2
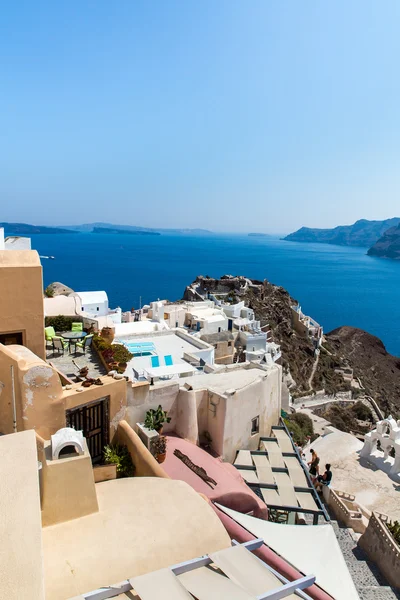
[
  {"x1": 69, "y1": 539, "x2": 316, "y2": 600},
  {"x1": 234, "y1": 420, "x2": 329, "y2": 525}
]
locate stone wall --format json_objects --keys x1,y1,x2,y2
[{"x1": 358, "y1": 512, "x2": 400, "y2": 589}]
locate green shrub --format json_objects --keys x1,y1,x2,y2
[
  {"x1": 45, "y1": 315, "x2": 82, "y2": 332},
  {"x1": 103, "y1": 443, "x2": 135, "y2": 477},
  {"x1": 387, "y1": 520, "x2": 400, "y2": 545},
  {"x1": 111, "y1": 344, "x2": 133, "y2": 363},
  {"x1": 284, "y1": 412, "x2": 314, "y2": 446},
  {"x1": 93, "y1": 335, "x2": 111, "y2": 352},
  {"x1": 351, "y1": 401, "x2": 373, "y2": 422},
  {"x1": 44, "y1": 286, "x2": 54, "y2": 298}
]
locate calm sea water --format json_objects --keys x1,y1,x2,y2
[{"x1": 32, "y1": 232, "x2": 400, "y2": 356}]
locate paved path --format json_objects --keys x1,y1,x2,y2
[{"x1": 330, "y1": 519, "x2": 399, "y2": 599}]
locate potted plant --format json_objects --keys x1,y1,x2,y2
[
  {"x1": 151, "y1": 436, "x2": 167, "y2": 463},
  {"x1": 144, "y1": 405, "x2": 171, "y2": 433},
  {"x1": 103, "y1": 443, "x2": 135, "y2": 477}
]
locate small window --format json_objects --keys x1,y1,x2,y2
[
  {"x1": 82, "y1": 307, "x2": 84, "y2": 311},
  {"x1": 251, "y1": 416, "x2": 259, "y2": 435},
  {"x1": 228, "y1": 341, "x2": 232, "y2": 347},
  {"x1": 97, "y1": 307, "x2": 99, "y2": 311}
]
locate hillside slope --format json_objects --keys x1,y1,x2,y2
[
  {"x1": 283, "y1": 218, "x2": 400, "y2": 247},
  {"x1": 367, "y1": 223, "x2": 400, "y2": 259},
  {"x1": 183, "y1": 275, "x2": 400, "y2": 416}
]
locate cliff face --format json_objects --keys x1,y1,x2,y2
[
  {"x1": 183, "y1": 275, "x2": 400, "y2": 416},
  {"x1": 326, "y1": 327, "x2": 400, "y2": 416},
  {"x1": 367, "y1": 223, "x2": 400, "y2": 259},
  {"x1": 283, "y1": 218, "x2": 400, "y2": 247}
]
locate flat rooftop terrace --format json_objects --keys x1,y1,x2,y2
[
  {"x1": 183, "y1": 366, "x2": 268, "y2": 393},
  {"x1": 116, "y1": 330, "x2": 213, "y2": 378}
]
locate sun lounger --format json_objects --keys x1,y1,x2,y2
[{"x1": 150, "y1": 355, "x2": 160, "y2": 368}]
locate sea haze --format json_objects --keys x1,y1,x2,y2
[{"x1": 32, "y1": 232, "x2": 400, "y2": 356}]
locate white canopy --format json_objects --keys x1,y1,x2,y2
[{"x1": 215, "y1": 504, "x2": 360, "y2": 600}]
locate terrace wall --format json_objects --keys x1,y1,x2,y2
[{"x1": 359, "y1": 512, "x2": 400, "y2": 589}]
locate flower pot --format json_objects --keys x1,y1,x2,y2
[
  {"x1": 101, "y1": 327, "x2": 115, "y2": 344},
  {"x1": 156, "y1": 453, "x2": 166, "y2": 464}
]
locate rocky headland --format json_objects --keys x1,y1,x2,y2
[
  {"x1": 283, "y1": 218, "x2": 400, "y2": 248},
  {"x1": 367, "y1": 223, "x2": 400, "y2": 259}
]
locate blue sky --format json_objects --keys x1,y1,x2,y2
[{"x1": 1, "y1": 1, "x2": 400, "y2": 233}]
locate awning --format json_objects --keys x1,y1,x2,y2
[{"x1": 215, "y1": 504, "x2": 360, "y2": 600}]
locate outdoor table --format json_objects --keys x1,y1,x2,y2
[{"x1": 60, "y1": 331, "x2": 86, "y2": 352}]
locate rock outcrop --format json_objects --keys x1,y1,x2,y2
[
  {"x1": 45, "y1": 282, "x2": 74, "y2": 296},
  {"x1": 367, "y1": 223, "x2": 400, "y2": 259}
]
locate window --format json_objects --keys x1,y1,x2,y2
[
  {"x1": 97, "y1": 307, "x2": 99, "y2": 311},
  {"x1": 251, "y1": 416, "x2": 259, "y2": 435}
]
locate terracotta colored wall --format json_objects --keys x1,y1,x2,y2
[
  {"x1": 0, "y1": 251, "x2": 45, "y2": 360},
  {"x1": 0, "y1": 344, "x2": 128, "y2": 443},
  {"x1": 64, "y1": 377, "x2": 127, "y2": 441},
  {"x1": 115, "y1": 420, "x2": 170, "y2": 478}
]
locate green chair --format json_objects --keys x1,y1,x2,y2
[
  {"x1": 71, "y1": 322, "x2": 83, "y2": 332},
  {"x1": 45, "y1": 326, "x2": 56, "y2": 342},
  {"x1": 52, "y1": 336, "x2": 69, "y2": 354},
  {"x1": 73, "y1": 334, "x2": 93, "y2": 354}
]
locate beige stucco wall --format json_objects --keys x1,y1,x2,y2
[
  {"x1": 0, "y1": 250, "x2": 45, "y2": 359},
  {"x1": 0, "y1": 344, "x2": 127, "y2": 442},
  {"x1": 126, "y1": 379, "x2": 180, "y2": 433},
  {"x1": 0, "y1": 430, "x2": 45, "y2": 599},
  {"x1": 42, "y1": 477, "x2": 231, "y2": 600},
  {"x1": 359, "y1": 512, "x2": 400, "y2": 589},
  {"x1": 219, "y1": 364, "x2": 282, "y2": 462},
  {"x1": 115, "y1": 419, "x2": 170, "y2": 478},
  {"x1": 125, "y1": 365, "x2": 282, "y2": 462},
  {"x1": 41, "y1": 439, "x2": 99, "y2": 527}
]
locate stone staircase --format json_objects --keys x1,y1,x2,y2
[{"x1": 330, "y1": 519, "x2": 400, "y2": 599}]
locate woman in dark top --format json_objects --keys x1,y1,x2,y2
[{"x1": 318, "y1": 463, "x2": 332, "y2": 486}]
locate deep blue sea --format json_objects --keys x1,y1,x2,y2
[{"x1": 32, "y1": 233, "x2": 400, "y2": 356}]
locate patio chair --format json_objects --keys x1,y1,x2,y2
[
  {"x1": 71, "y1": 322, "x2": 83, "y2": 332},
  {"x1": 151, "y1": 355, "x2": 160, "y2": 368},
  {"x1": 45, "y1": 326, "x2": 56, "y2": 341},
  {"x1": 52, "y1": 336, "x2": 69, "y2": 354},
  {"x1": 73, "y1": 334, "x2": 93, "y2": 355},
  {"x1": 164, "y1": 354, "x2": 173, "y2": 366}
]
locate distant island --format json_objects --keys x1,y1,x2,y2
[
  {"x1": 92, "y1": 227, "x2": 160, "y2": 236},
  {"x1": 283, "y1": 218, "x2": 400, "y2": 248},
  {"x1": 61, "y1": 222, "x2": 214, "y2": 235},
  {"x1": 248, "y1": 233, "x2": 270, "y2": 237},
  {"x1": 0, "y1": 222, "x2": 76, "y2": 235},
  {"x1": 367, "y1": 223, "x2": 400, "y2": 259}
]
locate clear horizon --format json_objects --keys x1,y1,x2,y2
[{"x1": 2, "y1": 1, "x2": 400, "y2": 233}]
